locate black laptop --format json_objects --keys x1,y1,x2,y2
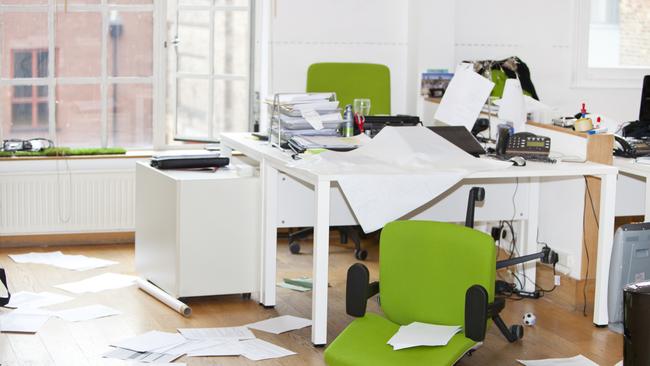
[{"x1": 428, "y1": 126, "x2": 486, "y2": 157}]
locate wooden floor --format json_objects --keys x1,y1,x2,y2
[{"x1": 0, "y1": 239, "x2": 622, "y2": 366}]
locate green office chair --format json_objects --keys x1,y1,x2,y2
[
  {"x1": 287, "y1": 63, "x2": 392, "y2": 259},
  {"x1": 324, "y1": 191, "x2": 520, "y2": 365},
  {"x1": 306, "y1": 62, "x2": 391, "y2": 115}
]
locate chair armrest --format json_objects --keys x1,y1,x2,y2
[
  {"x1": 464, "y1": 285, "x2": 488, "y2": 342},
  {"x1": 346, "y1": 263, "x2": 379, "y2": 317}
]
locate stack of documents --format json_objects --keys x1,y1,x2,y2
[
  {"x1": 387, "y1": 322, "x2": 461, "y2": 350},
  {"x1": 8, "y1": 251, "x2": 117, "y2": 271},
  {"x1": 270, "y1": 93, "x2": 343, "y2": 140}
]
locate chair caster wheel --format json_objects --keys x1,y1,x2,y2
[
  {"x1": 510, "y1": 325, "x2": 524, "y2": 341},
  {"x1": 242, "y1": 293, "x2": 251, "y2": 300},
  {"x1": 354, "y1": 249, "x2": 368, "y2": 260},
  {"x1": 289, "y1": 241, "x2": 301, "y2": 254}
]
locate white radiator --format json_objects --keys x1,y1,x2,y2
[{"x1": 0, "y1": 159, "x2": 140, "y2": 235}]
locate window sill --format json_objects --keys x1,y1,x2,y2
[{"x1": 0, "y1": 150, "x2": 152, "y2": 162}]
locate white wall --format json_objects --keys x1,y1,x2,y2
[{"x1": 268, "y1": 0, "x2": 409, "y2": 114}]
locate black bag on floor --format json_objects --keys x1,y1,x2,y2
[{"x1": 0, "y1": 268, "x2": 10, "y2": 307}]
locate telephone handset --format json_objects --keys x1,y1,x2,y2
[{"x1": 496, "y1": 127, "x2": 551, "y2": 157}]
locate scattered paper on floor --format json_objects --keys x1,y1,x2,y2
[
  {"x1": 240, "y1": 338, "x2": 296, "y2": 361},
  {"x1": 517, "y1": 355, "x2": 600, "y2": 366},
  {"x1": 55, "y1": 304, "x2": 121, "y2": 322},
  {"x1": 9, "y1": 251, "x2": 117, "y2": 271},
  {"x1": 112, "y1": 330, "x2": 187, "y2": 353},
  {"x1": 277, "y1": 282, "x2": 311, "y2": 292},
  {"x1": 55, "y1": 273, "x2": 137, "y2": 294},
  {"x1": 186, "y1": 340, "x2": 245, "y2": 357},
  {"x1": 178, "y1": 326, "x2": 255, "y2": 341},
  {"x1": 6, "y1": 291, "x2": 74, "y2": 309},
  {"x1": 102, "y1": 347, "x2": 181, "y2": 363},
  {"x1": 0, "y1": 308, "x2": 52, "y2": 333},
  {"x1": 388, "y1": 322, "x2": 461, "y2": 350},
  {"x1": 247, "y1": 315, "x2": 311, "y2": 334}
]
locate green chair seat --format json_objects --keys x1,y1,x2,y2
[{"x1": 324, "y1": 313, "x2": 476, "y2": 366}]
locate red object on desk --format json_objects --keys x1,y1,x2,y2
[{"x1": 354, "y1": 113, "x2": 365, "y2": 134}]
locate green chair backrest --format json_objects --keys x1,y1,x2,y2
[
  {"x1": 379, "y1": 221, "x2": 496, "y2": 327},
  {"x1": 306, "y1": 62, "x2": 391, "y2": 115}
]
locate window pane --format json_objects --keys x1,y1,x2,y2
[
  {"x1": 215, "y1": 0, "x2": 250, "y2": 6},
  {"x1": 109, "y1": 0, "x2": 152, "y2": 3},
  {"x1": 37, "y1": 50, "x2": 48, "y2": 77},
  {"x1": 37, "y1": 102, "x2": 48, "y2": 126},
  {"x1": 214, "y1": 10, "x2": 249, "y2": 76},
  {"x1": 213, "y1": 79, "x2": 249, "y2": 135},
  {"x1": 177, "y1": 11, "x2": 210, "y2": 74},
  {"x1": 0, "y1": 0, "x2": 46, "y2": 4},
  {"x1": 14, "y1": 85, "x2": 32, "y2": 98},
  {"x1": 176, "y1": 78, "x2": 209, "y2": 138},
  {"x1": 11, "y1": 103, "x2": 32, "y2": 127},
  {"x1": 589, "y1": 0, "x2": 650, "y2": 68},
  {"x1": 107, "y1": 12, "x2": 153, "y2": 77},
  {"x1": 56, "y1": 12, "x2": 101, "y2": 77},
  {"x1": 37, "y1": 85, "x2": 47, "y2": 97},
  {"x1": 108, "y1": 84, "x2": 153, "y2": 147},
  {"x1": 56, "y1": 85, "x2": 102, "y2": 147},
  {"x1": 0, "y1": 12, "x2": 48, "y2": 78}
]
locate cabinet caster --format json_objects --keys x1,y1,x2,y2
[
  {"x1": 510, "y1": 325, "x2": 524, "y2": 341},
  {"x1": 289, "y1": 241, "x2": 301, "y2": 254},
  {"x1": 354, "y1": 249, "x2": 368, "y2": 261}
]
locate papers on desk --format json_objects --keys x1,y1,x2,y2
[
  {"x1": 434, "y1": 64, "x2": 495, "y2": 130},
  {"x1": 289, "y1": 126, "x2": 510, "y2": 233},
  {"x1": 246, "y1": 315, "x2": 311, "y2": 334},
  {"x1": 8, "y1": 251, "x2": 117, "y2": 271},
  {"x1": 497, "y1": 78, "x2": 527, "y2": 131},
  {"x1": 517, "y1": 355, "x2": 600, "y2": 366},
  {"x1": 55, "y1": 273, "x2": 137, "y2": 294},
  {"x1": 387, "y1": 322, "x2": 461, "y2": 350}
]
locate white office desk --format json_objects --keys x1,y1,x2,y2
[{"x1": 221, "y1": 132, "x2": 618, "y2": 345}]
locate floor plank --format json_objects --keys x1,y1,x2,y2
[{"x1": 0, "y1": 240, "x2": 622, "y2": 366}]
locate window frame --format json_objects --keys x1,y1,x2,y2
[{"x1": 573, "y1": 0, "x2": 650, "y2": 89}]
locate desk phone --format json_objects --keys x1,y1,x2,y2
[{"x1": 497, "y1": 130, "x2": 551, "y2": 158}]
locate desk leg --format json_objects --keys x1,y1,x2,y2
[
  {"x1": 312, "y1": 180, "x2": 330, "y2": 346},
  {"x1": 645, "y1": 177, "x2": 650, "y2": 222},
  {"x1": 519, "y1": 177, "x2": 540, "y2": 293},
  {"x1": 259, "y1": 159, "x2": 277, "y2": 307},
  {"x1": 593, "y1": 173, "x2": 617, "y2": 326}
]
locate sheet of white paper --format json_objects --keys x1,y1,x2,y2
[
  {"x1": 9, "y1": 251, "x2": 117, "y2": 271},
  {"x1": 614, "y1": 361, "x2": 622, "y2": 366},
  {"x1": 277, "y1": 282, "x2": 311, "y2": 292},
  {"x1": 498, "y1": 78, "x2": 527, "y2": 131},
  {"x1": 6, "y1": 291, "x2": 74, "y2": 309},
  {"x1": 240, "y1": 338, "x2": 296, "y2": 361},
  {"x1": 0, "y1": 311, "x2": 51, "y2": 333},
  {"x1": 102, "y1": 347, "x2": 181, "y2": 363},
  {"x1": 289, "y1": 126, "x2": 510, "y2": 232},
  {"x1": 246, "y1": 315, "x2": 311, "y2": 334},
  {"x1": 387, "y1": 322, "x2": 461, "y2": 350},
  {"x1": 434, "y1": 67, "x2": 495, "y2": 130},
  {"x1": 112, "y1": 331, "x2": 187, "y2": 353},
  {"x1": 292, "y1": 101, "x2": 339, "y2": 112},
  {"x1": 178, "y1": 326, "x2": 255, "y2": 341},
  {"x1": 152, "y1": 339, "x2": 221, "y2": 356},
  {"x1": 300, "y1": 108, "x2": 324, "y2": 130},
  {"x1": 55, "y1": 304, "x2": 121, "y2": 322},
  {"x1": 274, "y1": 93, "x2": 334, "y2": 104},
  {"x1": 186, "y1": 340, "x2": 245, "y2": 357},
  {"x1": 517, "y1": 355, "x2": 600, "y2": 366},
  {"x1": 55, "y1": 273, "x2": 137, "y2": 294}
]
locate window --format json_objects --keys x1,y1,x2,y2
[
  {"x1": 166, "y1": 0, "x2": 253, "y2": 144},
  {"x1": 0, "y1": 1, "x2": 154, "y2": 148},
  {"x1": 11, "y1": 49, "x2": 48, "y2": 129},
  {"x1": 574, "y1": 0, "x2": 650, "y2": 88}
]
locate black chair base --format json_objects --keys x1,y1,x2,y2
[{"x1": 288, "y1": 226, "x2": 367, "y2": 260}]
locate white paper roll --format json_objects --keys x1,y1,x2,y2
[{"x1": 136, "y1": 278, "x2": 192, "y2": 317}]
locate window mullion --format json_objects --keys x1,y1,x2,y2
[
  {"x1": 100, "y1": 0, "x2": 108, "y2": 148},
  {"x1": 48, "y1": 0, "x2": 56, "y2": 142},
  {"x1": 208, "y1": 4, "x2": 216, "y2": 140}
]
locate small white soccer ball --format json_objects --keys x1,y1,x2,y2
[{"x1": 522, "y1": 312, "x2": 536, "y2": 326}]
